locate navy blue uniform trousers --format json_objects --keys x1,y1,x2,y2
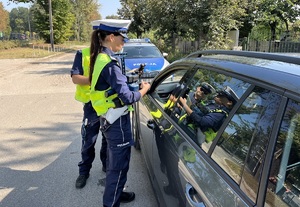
[
  {"x1": 78, "y1": 102, "x2": 107, "y2": 175},
  {"x1": 102, "y1": 113, "x2": 133, "y2": 207}
]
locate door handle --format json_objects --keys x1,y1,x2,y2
[
  {"x1": 147, "y1": 119, "x2": 154, "y2": 130},
  {"x1": 185, "y1": 183, "x2": 205, "y2": 207}
]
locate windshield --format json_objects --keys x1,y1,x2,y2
[{"x1": 122, "y1": 46, "x2": 163, "y2": 58}]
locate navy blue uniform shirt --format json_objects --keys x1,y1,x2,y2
[
  {"x1": 190, "y1": 104, "x2": 229, "y2": 132},
  {"x1": 71, "y1": 50, "x2": 83, "y2": 76}
]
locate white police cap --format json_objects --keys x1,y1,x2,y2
[
  {"x1": 217, "y1": 86, "x2": 239, "y2": 104},
  {"x1": 91, "y1": 19, "x2": 131, "y2": 38}
]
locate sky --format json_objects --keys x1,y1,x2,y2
[{"x1": 2, "y1": 0, "x2": 121, "y2": 18}]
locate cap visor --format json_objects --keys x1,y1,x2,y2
[{"x1": 120, "y1": 33, "x2": 128, "y2": 38}]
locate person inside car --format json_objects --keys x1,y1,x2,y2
[
  {"x1": 179, "y1": 86, "x2": 239, "y2": 144},
  {"x1": 179, "y1": 82, "x2": 215, "y2": 123}
]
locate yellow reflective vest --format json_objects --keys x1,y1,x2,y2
[
  {"x1": 74, "y1": 47, "x2": 91, "y2": 103},
  {"x1": 90, "y1": 53, "x2": 120, "y2": 116},
  {"x1": 180, "y1": 108, "x2": 228, "y2": 143}
]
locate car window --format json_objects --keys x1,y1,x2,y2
[
  {"x1": 123, "y1": 46, "x2": 163, "y2": 58},
  {"x1": 211, "y1": 87, "x2": 282, "y2": 203},
  {"x1": 171, "y1": 68, "x2": 251, "y2": 150},
  {"x1": 265, "y1": 99, "x2": 300, "y2": 207},
  {"x1": 152, "y1": 69, "x2": 192, "y2": 108}
]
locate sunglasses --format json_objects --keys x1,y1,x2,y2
[
  {"x1": 113, "y1": 33, "x2": 128, "y2": 42},
  {"x1": 200, "y1": 87, "x2": 209, "y2": 95}
]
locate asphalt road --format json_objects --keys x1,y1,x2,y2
[{"x1": 0, "y1": 51, "x2": 157, "y2": 207}]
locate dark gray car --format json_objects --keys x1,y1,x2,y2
[{"x1": 132, "y1": 50, "x2": 300, "y2": 207}]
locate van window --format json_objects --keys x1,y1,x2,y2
[
  {"x1": 265, "y1": 99, "x2": 300, "y2": 207},
  {"x1": 211, "y1": 87, "x2": 282, "y2": 203}
]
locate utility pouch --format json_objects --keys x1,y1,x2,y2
[
  {"x1": 99, "y1": 116, "x2": 111, "y2": 132},
  {"x1": 106, "y1": 106, "x2": 128, "y2": 124},
  {"x1": 112, "y1": 97, "x2": 124, "y2": 108}
]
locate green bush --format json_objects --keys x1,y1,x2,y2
[
  {"x1": 166, "y1": 50, "x2": 186, "y2": 63},
  {"x1": 0, "y1": 41, "x2": 20, "y2": 50}
]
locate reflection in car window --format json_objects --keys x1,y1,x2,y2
[
  {"x1": 123, "y1": 46, "x2": 163, "y2": 58},
  {"x1": 265, "y1": 99, "x2": 300, "y2": 207},
  {"x1": 172, "y1": 68, "x2": 250, "y2": 150},
  {"x1": 211, "y1": 87, "x2": 282, "y2": 203},
  {"x1": 153, "y1": 70, "x2": 188, "y2": 106}
]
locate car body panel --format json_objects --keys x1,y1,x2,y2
[{"x1": 124, "y1": 57, "x2": 167, "y2": 72}]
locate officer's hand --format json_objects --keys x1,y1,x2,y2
[
  {"x1": 139, "y1": 80, "x2": 151, "y2": 96},
  {"x1": 179, "y1": 97, "x2": 187, "y2": 105},
  {"x1": 140, "y1": 80, "x2": 150, "y2": 90}
]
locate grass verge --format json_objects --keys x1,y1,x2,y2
[{"x1": 0, "y1": 48, "x2": 67, "y2": 59}]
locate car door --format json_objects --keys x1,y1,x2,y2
[
  {"x1": 163, "y1": 66, "x2": 255, "y2": 207},
  {"x1": 141, "y1": 65, "x2": 193, "y2": 206}
]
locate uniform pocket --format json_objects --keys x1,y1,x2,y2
[
  {"x1": 81, "y1": 123, "x2": 87, "y2": 140},
  {"x1": 108, "y1": 146, "x2": 131, "y2": 171}
]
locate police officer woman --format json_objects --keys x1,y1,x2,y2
[
  {"x1": 71, "y1": 47, "x2": 107, "y2": 189},
  {"x1": 89, "y1": 19, "x2": 150, "y2": 207}
]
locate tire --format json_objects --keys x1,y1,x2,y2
[{"x1": 131, "y1": 103, "x2": 141, "y2": 150}]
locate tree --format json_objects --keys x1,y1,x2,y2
[
  {"x1": 105, "y1": 15, "x2": 119, "y2": 19},
  {"x1": 8, "y1": 0, "x2": 34, "y2": 3},
  {"x1": 0, "y1": 2, "x2": 10, "y2": 38},
  {"x1": 32, "y1": 0, "x2": 75, "y2": 44},
  {"x1": 144, "y1": 0, "x2": 190, "y2": 52},
  {"x1": 9, "y1": 7, "x2": 30, "y2": 33},
  {"x1": 238, "y1": 0, "x2": 260, "y2": 38},
  {"x1": 70, "y1": 0, "x2": 101, "y2": 42},
  {"x1": 255, "y1": 0, "x2": 300, "y2": 41},
  {"x1": 204, "y1": 0, "x2": 247, "y2": 49},
  {"x1": 118, "y1": 0, "x2": 150, "y2": 38}
]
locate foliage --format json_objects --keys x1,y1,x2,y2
[
  {"x1": 249, "y1": 24, "x2": 272, "y2": 41},
  {"x1": 290, "y1": 20, "x2": 300, "y2": 41},
  {"x1": 8, "y1": 0, "x2": 34, "y2": 2},
  {"x1": 238, "y1": 0, "x2": 260, "y2": 38},
  {"x1": 32, "y1": 0, "x2": 75, "y2": 44},
  {"x1": 70, "y1": 0, "x2": 101, "y2": 42},
  {"x1": 204, "y1": 0, "x2": 247, "y2": 50},
  {"x1": 7, "y1": 0, "x2": 300, "y2": 52},
  {"x1": 105, "y1": 15, "x2": 119, "y2": 19},
  {"x1": 0, "y1": 40, "x2": 20, "y2": 49},
  {"x1": 120, "y1": 0, "x2": 248, "y2": 51},
  {"x1": 9, "y1": 7, "x2": 31, "y2": 33},
  {"x1": 0, "y1": 2, "x2": 10, "y2": 36},
  {"x1": 254, "y1": 0, "x2": 300, "y2": 41},
  {"x1": 118, "y1": 0, "x2": 150, "y2": 38}
]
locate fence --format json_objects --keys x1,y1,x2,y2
[
  {"x1": 177, "y1": 39, "x2": 300, "y2": 54},
  {"x1": 246, "y1": 40, "x2": 300, "y2": 53},
  {"x1": 29, "y1": 43, "x2": 68, "y2": 52},
  {"x1": 177, "y1": 41, "x2": 201, "y2": 54}
]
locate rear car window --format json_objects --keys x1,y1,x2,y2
[
  {"x1": 123, "y1": 46, "x2": 163, "y2": 58},
  {"x1": 211, "y1": 87, "x2": 282, "y2": 203},
  {"x1": 265, "y1": 99, "x2": 300, "y2": 207}
]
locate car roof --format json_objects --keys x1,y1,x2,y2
[
  {"x1": 124, "y1": 42, "x2": 155, "y2": 47},
  {"x1": 124, "y1": 38, "x2": 156, "y2": 47},
  {"x1": 177, "y1": 50, "x2": 300, "y2": 94}
]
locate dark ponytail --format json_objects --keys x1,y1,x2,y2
[{"x1": 89, "y1": 30, "x2": 107, "y2": 83}]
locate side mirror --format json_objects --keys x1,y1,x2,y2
[{"x1": 162, "y1": 52, "x2": 168, "y2": 57}]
